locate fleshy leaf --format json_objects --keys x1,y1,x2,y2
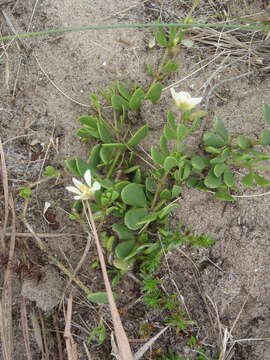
[
  {"x1": 213, "y1": 117, "x2": 228, "y2": 141},
  {"x1": 254, "y1": 173, "x2": 270, "y2": 186},
  {"x1": 111, "y1": 95, "x2": 129, "y2": 111},
  {"x1": 155, "y1": 27, "x2": 168, "y2": 46},
  {"x1": 223, "y1": 167, "x2": 235, "y2": 187},
  {"x1": 124, "y1": 208, "x2": 148, "y2": 230},
  {"x1": 115, "y1": 240, "x2": 136, "y2": 259},
  {"x1": 237, "y1": 135, "x2": 252, "y2": 150},
  {"x1": 260, "y1": 130, "x2": 270, "y2": 146},
  {"x1": 241, "y1": 173, "x2": 254, "y2": 187},
  {"x1": 203, "y1": 132, "x2": 226, "y2": 148},
  {"x1": 145, "y1": 82, "x2": 163, "y2": 103},
  {"x1": 121, "y1": 183, "x2": 147, "y2": 207},
  {"x1": 263, "y1": 104, "x2": 270, "y2": 126},
  {"x1": 117, "y1": 82, "x2": 130, "y2": 100},
  {"x1": 129, "y1": 88, "x2": 145, "y2": 110},
  {"x1": 87, "y1": 292, "x2": 109, "y2": 304},
  {"x1": 215, "y1": 190, "x2": 235, "y2": 201},
  {"x1": 164, "y1": 156, "x2": 178, "y2": 171},
  {"x1": 151, "y1": 147, "x2": 166, "y2": 165},
  {"x1": 128, "y1": 125, "x2": 149, "y2": 148},
  {"x1": 112, "y1": 224, "x2": 135, "y2": 240}
]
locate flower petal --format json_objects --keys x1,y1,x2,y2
[
  {"x1": 84, "y1": 169, "x2": 92, "y2": 187},
  {"x1": 92, "y1": 181, "x2": 101, "y2": 191},
  {"x1": 72, "y1": 178, "x2": 84, "y2": 189},
  {"x1": 189, "y1": 97, "x2": 202, "y2": 106},
  {"x1": 74, "y1": 195, "x2": 82, "y2": 200},
  {"x1": 66, "y1": 186, "x2": 82, "y2": 195}
]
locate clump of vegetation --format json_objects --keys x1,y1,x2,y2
[{"x1": 18, "y1": 23, "x2": 270, "y2": 359}]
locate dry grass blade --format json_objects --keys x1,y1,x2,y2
[
  {"x1": 64, "y1": 296, "x2": 79, "y2": 360},
  {"x1": 85, "y1": 201, "x2": 133, "y2": 360},
  {"x1": 0, "y1": 194, "x2": 16, "y2": 360},
  {"x1": 21, "y1": 297, "x2": 32, "y2": 360},
  {"x1": 53, "y1": 313, "x2": 64, "y2": 360},
  {"x1": 191, "y1": 27, "x2": 270, "y2": 68},
  {"x1": 31, "y1": 310, "x2": 44, "y2": 353},
  {"x1": 0, "y1": 137, "x2": 9, "y2": 250},
  {"x1": 134, "y1": 327, "x2": 169, "y2": 360}
]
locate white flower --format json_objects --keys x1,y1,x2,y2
[
  {"x1": 66, "y1": 169, "x2": 101, "y2": 200},
  {"x1": 170, "y1": 88, "x2": 202, "y2": 111}
]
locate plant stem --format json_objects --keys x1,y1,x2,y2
[
  {"x1": 106, "y1": 149, "x2": 122, "y2": 179},
  {"x1": 150, "y1": 171, "x2": 169, "y2": 212}
]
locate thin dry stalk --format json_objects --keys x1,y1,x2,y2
[
  {"x1": 0, "y1": 137, "x2": 9, "y2": 251},
  {"x1": 64, "y1": 296, "x2": 79, "y2": 360},
  {"x1": 20, "y1": 297, "x2": 32, "y2": 360},
  {"x1": 85, "y1": 201, "x2": 133, "y2": 360},
  {"x1": 53, "y1": 313, "x2": 64, "y2": 360},
  {"x1": 0, "y1": 195, "x2": 16, "y2": 360}
]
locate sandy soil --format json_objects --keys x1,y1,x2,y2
[{"x1": 1, "y1": 0, "x2": 270, "y2": 359}]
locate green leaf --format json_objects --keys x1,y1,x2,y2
[
  {"x1": 100, "y1": 147, "x2": 112, "y2": 164},
  {"x1": 162, "y1": 61, "x2": 179, "y2": 73},
  {"x1": 115, "y1": 240, "x2": 136, "y2": 259},
  {"x1": 113, "y1": 258, "x2": 134, "y2": 271},
  {"x1": 155, "y1": 27, "x2": 168, "y2": 46},
  {"x1": 159, "y1": 135, "x2": 169, "y2": 156},
  {"x1": 177, "y1": 124, "x2": 189, "y2": 140},
  {"x1": 19, "y1": 187, "x2": 32, "y2": 200},
  {"x1": 112, "y1": 224, "x2": 135, "y2": 240},
  {"x1": 79, "y1": 116, "x2": 98, "y2": 127},
  {"x1": 159, "y1": 203, "x2": 180, "y2": 218},
  {"x1": 203, "y1": 132, "x2": 226, "y2": 148},
  {"x1": 97, "y1": 119, "x2": 112, "y2": 143},
  {"x1": 241, "y1": 173, "x2": 254, "y2": 187},
  {"x1": 89, "y1": 144, "x2": 101, "y2": 167},
  {"x1": 121, "y1": 183, "x2": 147, "y2": 207},
  {"x1": 213, "y1": 117, "x2": 228, "y2": 141},
  {"x1": 102, "y1": 143, "x2": 127, "y2": 150},
  {"x1": 179, "y1": 162, "x2": 191, "y2": 181},
  {"x1": 133, "y1": 168, "x2": 142, "y2": 184},
  {"x1": 151, "y1": 146, "x2": 166, "y2": 165},
  {"x1": 114, "y1": 181, "x2": 130, "y2": 192},
  {"x1": 263, "y1": 104, "x2": 270, "y2": 126},
  {"x1": 117, "y1": 82, "x2": 130, "y2": 100},
  {"x1": 75, "y1": 158, "x2": 92, "y2": 177},
  {"x1": 87, "y1": 292, "x2": 109, "y2": 304},
  {"x1": 172, "y1": 185, "x2": 182, "y2": 198},
  {"x1": 124, "y1": 208, "x2": 148, "y2": 230},
  {"x1": 146, "y1": 63, "x2": 155, "y2": 76},
  {"x1": 254, "y1": 173, "x2": 270, "y2": 186},
  {"x1": 215, "y1": 190, "x2": 235, "y2": 201},
  {"x1": 164, "y1": 156, "x2": 178, "y2": 171},
  {"x1": 191, "y1": 156, "x2": 207, "y2": 170},
  {"x1": 204, "y1": 171, "x2": 223, "y2": 188},
  {"x1": 237, "y1": 135, "x2": 252, "y2": 150},
  {"x1": 160, "y1": 189, "x2": 171, "y2": 200},
  {"x1": 111, "y1": 95, "x2": 129, "y2": 111},
  {"x1": 210, "y1": 157, "x2": 225, "y2": 165},
  {"x1": 43, "y1": 166, "x2": 59, "y2": 177},
  {"x1": 129, "y1": 88, "x2": 145, "y2": 110},
  {"x1": 127, "y1": 125, "x2": 149, "y2": 148},
  {"x1": 167, "y1": 111, "x2": 177, "y2": 130},
  {"x1": 214, "y1": 163, "x2": 226, "y2": 177},
  {"x1": 260, "y1": 130, "x2": 270, "y2": 146},
  {"x1": 124, "y1": 165, "x2": 140, "y2": 174},
  {"x1": 164, "y1": 126, "x2": 177, "y2": 140},
  {"x1": 145, "y1": 177, "x2": 157, "y2": 193},
  {"x1": 205, "y1": 146, "x2": 223, "y2": 155},
  {"x1": 223, "y1": 167, "x2": 235, "y2": 187},
  {"x1": 77, "y1": 127, "x2": 100, "y2": 139},
  {"x1": 145, "y1": 82, "x2": 163, "y2": 103}
]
